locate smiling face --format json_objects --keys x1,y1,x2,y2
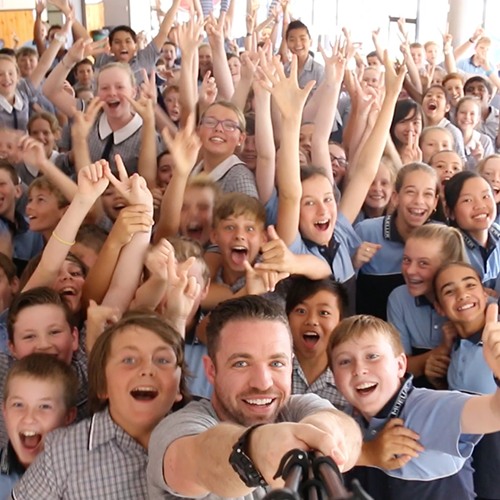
[
  {"x1": 9, "y1": 304, "x2": 78, "y2": 365},
  {"x1": 162, "y1": 43, "x2": 177, "y2": 68},
  {"x1": 299, "y1": 174, "x2": 336, "y2": 246},
  {"x1": 26, "y1": 188, "x2": 66, "y2": 235},
  {"x1": 364, "y1": 163, "x2": 394, "y2": 213},
  {"x1": 422, "y1": 87, "x2": 450, "y2": 123},
  {"x1": 0, "y1": 168, "x2": 21, "y2": 219},
  {"x1": 104, "y1": 326, "x2": 182, "y2": 439},
  {"x1": 286, "y1": 27, "x2": 312, "y2": 62},
  {"x1": 425, "y1": 44, "x2": 439, "y2": 65},
  {"x1": 241, "y1": 135, "x2": 257, "y2": 170},
  {"x1": 420, "y1": 128, "x2": 453, "y2": 164},
  {"x1": 393, "y1": 108, "x2": 423, "y2": 147},
  {"x1": 52, "y1": 259, "x2": 85, "y2": 313},
  {"x1": 198, "y1": 104, "x2": 245, "y2": 160},
  {"x1": 464, "y1": 80, "x2": 491, "y2": 109},
  {"x1": 444, "y1": 78, "x2": 464, "y2": 107},
  {"x1": 165, "y1": 90, "x2": 181, "y2": 122},
  {"x1": 198, "y1": 45, "x2": 213, "y2": 77},
  {"x1": 430, "y1": 150, "x2": 463, "y2": 193},
  {"x1": 211, "y1": 214, "x2": 266, "y2": 273},
  {"x1": 29, "y1": 118, "x2": 57, "y2": 158},
  {"x1": 0, "y1": 59, "x2": 19, "y2": 99},
  {"x1": 17, "y1": 55, "x2": 38, "y2": 79},
  {"x1": 75, "y1": 62, "x2": 93, "y2": 87},
  {"x1": 101, "y1": 184, "x2": 127, "y2": 222},
  {"x1": 450, "y1": 176, "x2": 496, "y2": 233},
  {"x1": 204, "y1": 319, "x2": 292, "y2": 426},
  {"x1": 434, "y1": 264, "x2": 487, "y2": 327},
  {"x1": 480, "y1": 157, "x2": 500, "y2": 202},
  {"x1": 288, "y1": 290, "x2": 341, "y2": 362},
  {"x1": 402, "y1": 237, "x2": 443, "y2": 297},
  {"x1": 3, "y1": 375, "x2": 72, "y2": 467},
  {"x1": 331, "y1": 331, "x2": 406, "y2": 420},
  {"x1": 393, "y1": 170, "x2": 438, "y2": 230},
  {"x1": 456, "y1": 99, "x2": 481, "y2": 133},
  {"x1": 97, "y1": 66, "x2": 135, "y2": 121},
  {"x1": 410, "y1": 47, "x2": 425, "y2": 69},
  {"x1": 228, "y1": 56, "x2": 241, "y2": 84},
  {"x1": 110, "y1": 30, "x2": 138, "y2": 63},
  {"x1": 362, "y1": 67, "x2": 380, "y2": 88},
  {"x1": 329, "y1": 143, "x2": 347, "y2": 184},
  {"x1": 180, "y1": 186, "x2": 215, "y2": 246}
]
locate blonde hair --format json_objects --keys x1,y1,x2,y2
[
  {"x1": 27, "y1": 176, "x2": 69, "y2": 209},
  {"x1": 0, "y1": 55, "x2": 19, "y2": 75},
  {"x1": 419, "y1": 126, "x2": 454, "y2": 147},
  {"x1": 328, "y1": 315, "x2": 405, "y2": 363},
  {"x1": 186, "y1": 174, "x2": 222, "y2": 198},
  {"x1": 28, "y1": 111, "x2": 61, "y2": 135},
  {"x1": 213, "y1": 192, "x2": 266, "y2": 228},
  {"x1": 96, "y1": 62, "x2": 136, "y2": 89},
  {"x1": 408, "y1": 223, "x2": 467, "y2": 262},
  {"x1": 379, "y1": 156, "x2": 398, "y2": 183},
  {"x1": 199, "y1": 101, "x2": 246, "y2": 134},
  {"x1": 168, "y1": 236, "x2": 210, "y2": 286},
  {"x1": 478, "y1": 153, "x2": 500, "y2": 173}
]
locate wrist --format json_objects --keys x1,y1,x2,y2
[
  {"x1": 61, "y1": 57, "x2": 75, "y2": 70},
  {"x1": 469, "y1": 37, "x2": 476, "y2": 44},
  {"x1": 74, "y1": 191, "x2": 99, "y2": 207}
]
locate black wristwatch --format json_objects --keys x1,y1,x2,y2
[{"x1": 229, "y1": 424, "x2": 267, "y2": 488}]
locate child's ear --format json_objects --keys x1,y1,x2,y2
[
  {"x1": 10, "y1": 276, "x2": 19, "y2": 296},
  {"x1": 14, "y1": 184, "x2": 22, "y2": 200},
  {"x1": 71, "y1": 327, "x2": 79, "y2": 353},
  {"x1": 200, "y1": 279, "x2": 210, "y2": 301},
  {"x1": 210, "y1": 228, "x2": 218, "y2": 246},
  {"x1": 390, "y1": 190, "x2": 399, "y2": 208},
  {"x1": 397, "y1": 353, "x2": 407, "y2": 378},
  {"x1": 434, "y1": 300, "x2": 446, "y2": 317},
  {"x1": 7, "y1": 340, "x2": 17, "y2": 359},
  {"x1": 65, "y1": 407, "x2": 77, "y2": 426}
]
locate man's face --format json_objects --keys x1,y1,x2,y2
[
  {"x1": 204, "y1": 319, "x2": 293, "y2": 426},
  {"x1": 465, "y1": 80, "x2": 491, "y2": 108}
]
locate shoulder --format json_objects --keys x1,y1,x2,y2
[
  {"x1": 388, "y1": 285, "x2": 411, "y2": 304},
  {"x1": 354, "y1": 216, "x2": 384, "y2": 236},
  {"x1": 278, "y1": 394, "x2": 334, "y2": 422}
]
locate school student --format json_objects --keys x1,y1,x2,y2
[{"x1": 478, "y1": 155, "x2": 500, "y2": 225}]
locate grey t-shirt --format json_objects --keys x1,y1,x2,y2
[{"x1": 147, "y1": 394, "x2": 334, "y2": 500}]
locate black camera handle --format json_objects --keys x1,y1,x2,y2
[{"x1": 262, "y1": 449, "x2": 374, "y2": 500}]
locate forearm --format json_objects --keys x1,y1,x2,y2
[
  {"x1": 30, "y1": 38, "x2": 66, "y2": 88},
  {"x1": 179, "y1": 51, "x2": 198, "y2": 120},
  {"x1": 138, "y1": 118, "x2": 158, "y2": 189},
  {"x1": 254, "y1": 92, "x2": 276, "y2": 203},
  {"x1": 300, "y1": 410, "x2": 362, "y2": 471},
  {"x1": 211, "y1": 42, "x2": 235, "y2": 100},
  {"x1": 34, "y1": 13, "x2": 46, "y2": 55},
  {"x1": 42, "y1": 60, "x2": 76, "y2": 116},
  {"x1": 102, "y1": 231, "x2": 151, "y2": 313},
  {"x1": 444, "y1": 51, "x2": 457, "y2": 74},
  {"x1": 153, "y1": 0, "x2": 180, "y2": 50},
  {"x1": 82, "y1": 239, "x2": 123, "y2": 304},
  {"x1": 462, "y1": 389, "x2": 500, "y2": 435},
  {"x1": 155, "y1": 106, "x2": 178, "y2": 136},
  {"x1": 71, "y1": 136, "x2": 92, "y2": 173},
  {"x1": 406, "y1": 351, "x2": 431, "y2": 378},
  {"x1": 130, "y1": 277, "x2": 167, "y2": 312},
  {"x1": 201, "y1": 282, "x2": 245, "y2": 310},
  {"x1": 38, "y1": 158, "x2": 78, "y2": 201},
  {"x1": 164, "y1": 424, "x2": 250, "y2": 498},
  {"x1": 231, "y1": 76, "x2": 253, "y2": 112},
  {"x1": 24, "y1": 194, "x2": 94, "y2": 291},
  {"x1": 291, "y1": 254, "x2": 332, "y2": 279},
  {"x1": 403, "y1": 54, "x2": 422, "y2": 95},
  {"x1": 153, "y1": 172, "x2": 189, "y2": 243},
  {"x1": 454, "y1": 41, "x2": 472, "y2": 61}
]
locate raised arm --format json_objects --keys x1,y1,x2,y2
[
  {"x1": 34, "y1": 0, "x2": 47, "y2": 56},
  {"x1": 339, "y1": 52, "x2": 406, "y2": 224},
  {"x1": 23, "y1": 160, "x2": 109, "y2": 292},
  {"x1": 261, "y1": 56, "x2": 315, "y2": 245},
  {"x1": 400, "y1": 40, "x2": 422, "y2": 96},
  {"x1": 152, "y1": 0, "x2": 181, "y2": 51},
  {"x1": 206, "y1": 12, "x2": 235, "y2": 100},
  {"x1": 231, "y1": 47, "x2": 258, "y2": 111},
  {"x1": 454, "y1": 25, "x2": 484, "y2": 61},
  {"x1": 48, "y1": 0, "x2": 92, "y2": 42},
  {"x1": 442, "y1": 28, "x2": 457, "y2": 74},
  {"x1": 371, "y1": 28, "x2": 384, "y2": 63},
  {"x1": 153, "y1": 115, "x2": 202, "y2": 243}
]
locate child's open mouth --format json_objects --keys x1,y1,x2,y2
[
  {"x1": 314, "y1": 220, "x2": 330, "y2": 231},
  {"x1": 302, "y1": 332, "x2": 320, "y2": 349},
  {"x1": 231, "y1": 246, "x2": 248, "y2": 265},
  {"x1": 427, "y1": 102, "x2": 437, "y2": 111},
  {"x1": 19, "y1": 431, "x2": 42, "y2": 451},
  {"x1": 130, "y1": 387, "x2": 159, "y2": 401},
  {"x1": 107, "y1": 100, "x2": 120, "y2": 109},
  {"x1": 355, "y1": 382, "x2": 378, "y2": 396},
  {"x1": 186, "y1": 222, "x2": 203, "y2": 240}
]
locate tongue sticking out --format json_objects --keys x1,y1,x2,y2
[
  {"x1": 231, "y1": 248, "x2": 248, "y2": 265},
  {"x1": 20, "y1": 433, "x2": 41, "y2": 450},
  {"x1": 303, "y1": 334, "x2": 320, "y2": 349}
]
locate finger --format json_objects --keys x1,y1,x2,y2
[
  {"x1": 486, "y1": 303, "x2": 498, "y2": 324},
  {"x1": 243, "y1": 260, "x2": 254, "y2": 275},
  {"x1": 294, "y1": 424, "x2": 347, "y2": 466},
  {"x1": 114, "y1": 154, "x2": 129, "y2": 181},
  {"x1": 387, "y1": 455, "x2": 412, "y2": 469},
  {"x1": 178, "y1": 256, "x2": 196, "y2": 273},
  {"x1": 267, "y1": 225, "x2": 280, "y2": 241}
]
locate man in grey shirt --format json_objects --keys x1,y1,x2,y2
[{"x1": 148, "y1": 296, "x2": 362, "y2": 500}]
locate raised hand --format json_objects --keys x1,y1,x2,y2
[
  {"x1": 258, "y1": 55, "x2": 315, "y2": 120},
  {"x1": 397, "y1": 17, "x2": 409, "y2": 41},
  {"x1": 482, "y1": 303, "x2": 500, "y2": 379},
  {"x1": 362, "y1": 418, "x2": 424, "y2": 470},
  {"x1": 400, "y1": 131, "x2": 422, "y2": 165},
  {"x1": 255, "y1": 225, "x2": 298, "y2": 274},
  {"x1": 206, "y1": 12, "x2": 226, "y2": 47},
  {"x1": 420, "y1": 64, "x2": 436, "y2": 93},
  {"x1": 471, "y1": 139, "x2": 485, "y2": 162},
  {"x1": 86, "y1": 299, "x2": 121, "y2": 352},
  {"x1": 471, "y1": 25, "x2": 485, "y2": 43},
  {"x1": 240, "y1": 50, "x2": 258, "y2": 81},
  {"x1": 17, "y1": 135, "x2": 47, "y2": 166},
  {"x1": 105, "y1": 155, "x2": 154, "y2": 210},
  {"x1": 244, "y1": 260, "x2": 289, "y2": 295},
  {"x1": 77, "y1": 159, "x2": 110, "y2": 200},
  {"x1": 58, "y1": 5, "x2": 75, "y2": 38},
  {"x1": 145, "y1": 238, "x2": 172, "y2": 282},
  {"x1": 161, "y1": 113, "x2": 202, "y2": 177},
  {"x1": 198, "y1": 71, "x2": 218, "y2": 108},
  {"x1": 351, "y1": 241, "x2": 382, "y2": 270},
  {"x1": 319, "y1": 41, "x2": 346, "y2": 85},
  {"x1": 71, "y1": 97, "x2": 104, "y2": 140},
  {"x1": 383, "y1": 49, "x2": 406, "y2": 97},
  {"x1": 177, "y1": 17, "x2": 204, "y2": 56},
  {"x1": 110, "y1": 204, "x2": 154, "y2": 246},
  {"x1": 125, "y1": 70, "x2": 155, "y2": 122},
  {"x1": 36, "y1": 0, "x2": 46, "y2": 15},
  {"x1": 48, "y1": 0, "x2": 71, "y2": 14}
]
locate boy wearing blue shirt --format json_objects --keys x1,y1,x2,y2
[{"x1": 329, "y1": 312, "x2": 500, "y2": 500}]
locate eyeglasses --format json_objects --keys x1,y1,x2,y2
[
  {"x1": 201, "y1": 117, "x2": 241, "y2": 132},
  {"x1": 330, "y1": 155, "x2": 348, "y2": 168}
]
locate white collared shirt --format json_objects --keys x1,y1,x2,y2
[
  {"x1": 98, "y1": 113, "x2": 143, "y2": 144},
  {"x1": 0, "y1": 92, "x2": 24, "y2": 114}
]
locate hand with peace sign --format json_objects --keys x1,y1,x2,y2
[
  {"x1": 258, "y1": 55, "x2": 315, "y2": 121},
  {"x1": 125, "y1": 69, "x2": 156, "y2": 124},
  {"x1": 482, "y1": 303, "x2": 500, "y2": 379}
]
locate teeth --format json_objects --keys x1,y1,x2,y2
[
  {"x1": 408, "y1": 209, "x2": 425, "y2": 215},
  {"x1": 21, "y1": 431, "x2": 37, "y2": 437},
  {"x1": 458, "y1": 303, "x2": 475, "y2": 311},
  {"x1": 304, "y1": 331, "x2": 319, "y2": 337},
  {"x1": 356, "y1": 382, "x2": 377, "y2": 390},
  {"x1": 408, "y1": 279, "x2": 423, "y2": 284},
  {"x1": 232, "y1": 246, "x2": 247, "y2": 251},
  {"x1": 210, "y1": 137, "x2": 224, "y2": 142},
  {"x1": 133, "y1": 386, "x2": 157, "y2": 392},
  {"x1": 244, "y1": 398, "x2": 273, "y2": 406},
  {"x1": 473, "y1": 214, "x2": 487, "y2": 219},
  {"x1": 187, "y1": 223, "x2": 202, "y2": 230}
]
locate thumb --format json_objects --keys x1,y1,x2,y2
[
  {"x1": 486, "y1": 303, "x2": 499, "y2": 325},
  {"x1": 243, "y1": 260, "x2": 254, "y2": 275},
  {"x1": 267, "y1": 225, "x2": 279, "y2": 241},
  {"x1": 88, "y1": 299, "x2": 97, "y2": 309}
]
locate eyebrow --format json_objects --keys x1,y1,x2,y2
[
  {"x1": 459, "y1": 189, "x2": 491, "y2": 197},
  {"x1": 227, "y1": 352, "x2": 289, "y2": 362},
  {"x1": 440, "y1": 275, "x2": 478, "y2": 292}
]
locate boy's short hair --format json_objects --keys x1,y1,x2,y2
[
  {"x1": 0, "y1": 49, "x2": 16, "y2": 58},
  {"x1": 328, "y1": 315, "x2": 405, "y2": 361},
  {"x1": 74, "y1": 85, "x2": 94, "y2": 98},
  {"x1": 167, "y1": 237, "x2": 210, "y2": 286},
  {"x1": 28, "y1": 111, "x2": 60, "y2": 134},
  {"x1": 0, "y1": 253, "x2": 17, "y2": 284},
  {"x1": 442, "y1": 72, "x2": 465, "y2": 86},
  {"x1": 74, "y1": 58, "x2": 94, "y2": 72},
  {"x1": 27, "y1": 176, "x2": 69, "y2": 209},
  {"x1": 186, "y1": 174, "x2": 222, "y2": 199},
  {"x1": 109, "y1": 25, "x2": 137, "y2": 44},
  {"x1": 300, "y1": 165, "x2": 332, "y2": 184},
  {"x1": 212, "y1": 193, "x2": 266, "y2": 229},
  {"x1": 16, "y1": 47, "x2": 38, "y2": 60},
  {"x1": 286, "y1": 20, "x2": 311, "y2": 40},
  {"x1": 366, "y1": 51, "x2": 380, "y2": 61},
  {"x1": 476, "y1": 36, "x2": 491, "y2": 46},
  {"x1": 424, "y1": 41, "x2": 438, "y2": 50},
  {"x1": 88, "y1": 312, "x2": 189, "y2": 414},
  {"x1": 4, "y1": 353, "x2": 78, "y2": 410},
  {"x1": 285, "y1": 277, "x2": 349, "y2": 319},
  {"x1": 162, "y1": 84, "x2": 180, "y2": 98},
  {"x1": 7, "y1": 287, "x2": 75, "y2": 343},
  {"x1": 464, "y1": 75, "x2": 492, "y2": 96},
  {"x1": 75, "y1": 224, "x2": 108, "y2": 254},
  {"x1": 0, "y1": 160, "x2": 19, "y2": 186},
  {"x1": 409, "y1": 42, "x2": 424, "y2": 50}
]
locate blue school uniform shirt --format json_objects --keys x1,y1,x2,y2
[
  {"x1": 288, "y1": 211, "x2": 361, "y2": 315},
  {"x1": 0, "y1": 212, "x2": 44, "y2": 264},
  {"x1": 387, "y1": 286, "x2": 446, "y2": 354},
  {"x1": 354, "y1": 213, "x2": 407, "y2": 319},
  {"x1": 460, "y1": 224, "x2": 500, "y2": 289},
  {"x1": 346, "y1": 375, "x2": 481, "y2": 500},
  {"x1": 0, "y1": 445, "x2": 23, "y2": 500}
]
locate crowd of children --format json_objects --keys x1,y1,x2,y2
[{"x1": 0, "y1": 0, "x2": 499, "y2": 498}]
